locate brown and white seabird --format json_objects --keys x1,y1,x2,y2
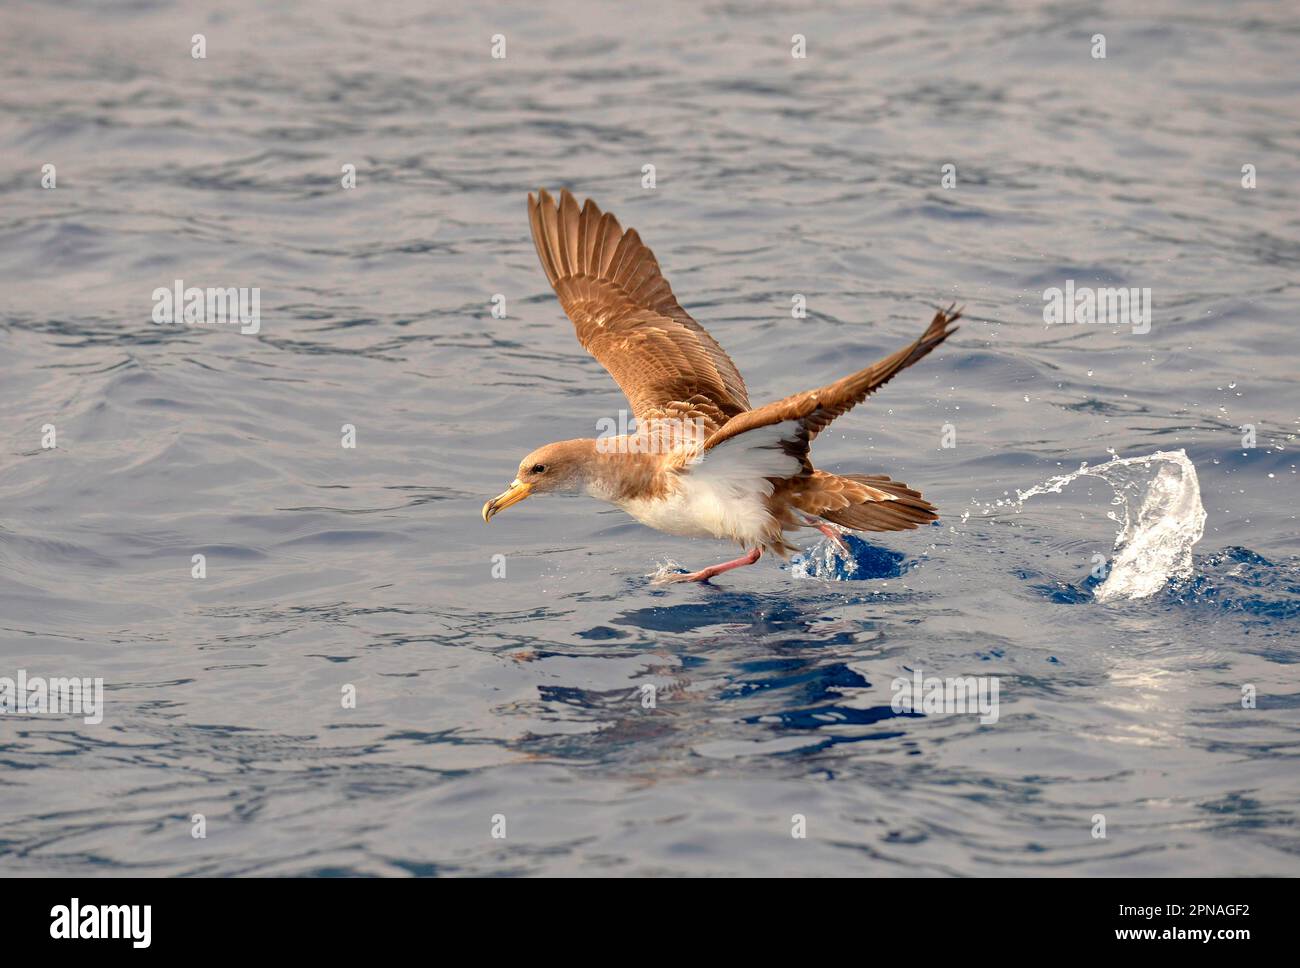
[{"x1": 482, "y1": 188, "x2": 959, "y2": 583}]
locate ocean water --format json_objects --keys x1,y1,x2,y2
[{"x1": 1, "y1": 0, "x2": 1297, "y2": 877}]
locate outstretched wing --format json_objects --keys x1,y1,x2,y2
[
  {"x1": 703, "y1": 305, "x2": 960, "y2": 455},
  {"x1": 528, "y1": 188, "x2": 750, "y2": 435}
]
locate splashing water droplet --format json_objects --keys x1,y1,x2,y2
[
  {"x1": 1015, "y1": 450, "x2": 1207, "y2": 602},
  {"x1": 791, "y1": 538, "x2": 857, "y2": 580}
]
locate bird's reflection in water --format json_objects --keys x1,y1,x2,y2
[{"x1": 509, "y1": 582, "x2": 926, "y2": 777}]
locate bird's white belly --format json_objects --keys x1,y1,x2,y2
[
  {"x1": 617, "y1": 476, "x2": 773, "y2": 545},
  {"x1": 591, "y1": 420, "x2": 804, "y2": 547}
]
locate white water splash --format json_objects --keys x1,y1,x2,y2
[
  {"x1": 790, "y1": 539, "x2": 858, "y2": 580},
  {"x1": 648, "y1": 559, "x2": 687, "y2": 583},
  {"x1": 1015, "y1": 449, "x2": 1207, "y2": 602}
]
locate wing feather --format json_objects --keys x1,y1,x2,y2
[
  {"x1": 704, "y1": 306, "x2": 960, "y2": 453},
  {"x1": 527, "y1": 189, "x2": 750, "y2": 433}
]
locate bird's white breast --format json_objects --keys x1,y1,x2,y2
[
  {"x1": 599, "y1": 420, "x2": 805, "y2": 546},
  {"x1": 616, "y1": 477, "x2": 772, "y2": 543}
]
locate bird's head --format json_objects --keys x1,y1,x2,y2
[{"x1": 482, "y1": 439, "x2": 595, "y2": 522}]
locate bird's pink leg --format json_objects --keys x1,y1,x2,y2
[{"x1": 660, "y1": 547, "x2": 762, "y2": 584}]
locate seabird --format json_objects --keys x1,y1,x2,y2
[{"x1": 483, "y1": 189, "x2": 959, "y2": 583}]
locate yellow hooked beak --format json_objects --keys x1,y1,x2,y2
[{"x1": 482, "y1": 479, "x2": 532, "y2": 522}]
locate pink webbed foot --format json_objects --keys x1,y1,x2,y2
[
  {"x1": 804, "y1": 516, "x2": 851, "y2": 554},
  {"x1": 654, "y1": 548, "x2": 763, "y2": 584}
]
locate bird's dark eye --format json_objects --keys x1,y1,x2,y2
[{"x1": 531, "y1": 464, "x2": 546, "y2": 474}]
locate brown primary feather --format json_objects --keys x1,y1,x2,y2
[
  {"x1": 713, "y1": 304, "x2": 958, "y2": 537},
  {"x1": 703, "y1": 305, "x2": 960, "y2": 453},
  {"x1": 528, "y1": 188, "x2": 750, "y2": 434}
]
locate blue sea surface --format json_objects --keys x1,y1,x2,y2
[{"x1": 0, "y1": 0, "x2": 1297, "y2": 876}]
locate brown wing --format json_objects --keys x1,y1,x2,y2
[
  {"x1": 528, "y1": 188, "x2": 750, "y2": 433},
  {"x1": 703, "y1": 305, "x2": 960, "y2": 453}
]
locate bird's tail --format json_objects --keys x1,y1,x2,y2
[{"x1": 819, "y1": 473, "x2": 938, "y2": 532}]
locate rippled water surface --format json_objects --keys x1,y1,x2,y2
[{"x1": 2, "y1": 0, "x2": 1298, "y2": 876}]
